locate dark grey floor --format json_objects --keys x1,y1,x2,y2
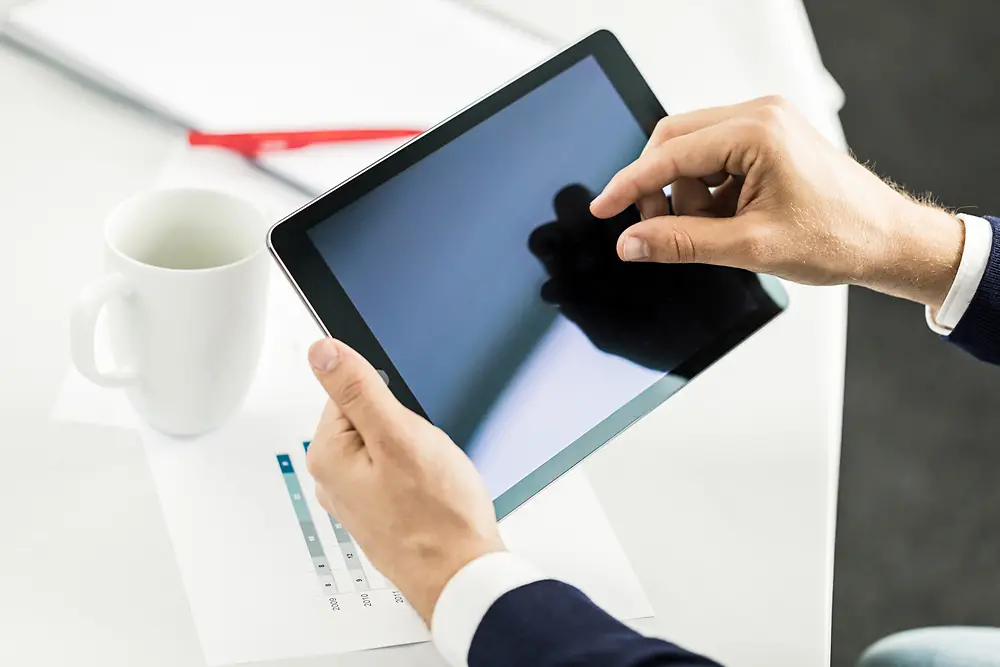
[{"x1": 801, "y1": 2, "x2": 1000, "y2": 665}]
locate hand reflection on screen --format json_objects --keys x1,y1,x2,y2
[{"x1": 528, "y1": 184, "x2": 770, "y2": 375}]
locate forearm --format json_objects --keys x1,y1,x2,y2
[
  {"x1": 470, "y1": 581, "x2": 721, "y2": 667},
  {"x1": 857, "y1": 206, "x2": 999, "y2": 365},
  {"x1": 866, "y1": 202, "x2": 964, "y2": 310},
  {"x1": 432, "y1": 553, "x2": 721, "y2": 667}
]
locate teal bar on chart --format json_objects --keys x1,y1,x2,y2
[{"x1": 277, "y1": 454, "x2": 338, "y2": 595}]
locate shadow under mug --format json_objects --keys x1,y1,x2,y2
[{"x1": 70, "y1": 187, "x2": 270, "y2": 436}]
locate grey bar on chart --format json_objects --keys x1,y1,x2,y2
[
  {"x1": 304, "y1": 441, "x2": 371, "y2": 592},
  {"x1": 299, "y1": 521, "x2": 324, "y2": 557},
  {"x1": 277, "y1": 454, "x2": 339, "y2": 594},
  {"x1": 327, "y1": 515, "x2": 369, "y2": 591}
]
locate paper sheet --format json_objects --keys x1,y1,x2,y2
[
  {"x1": 51, "y1": 145, "x2": 652, "y2": 664},
  {"x1": 5, "y1": 0, "x2": 554, "y2": 194}
]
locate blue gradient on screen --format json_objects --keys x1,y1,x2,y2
[{"x1": 308, "y1": 57, "x2": 667, "y2": 498}]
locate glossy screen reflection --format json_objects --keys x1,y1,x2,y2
[{"x1": 308, "y1": 56, "x2": 776, "y2": 499}]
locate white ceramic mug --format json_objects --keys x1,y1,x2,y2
[{"x1": 71, "y1": 188, "x2": 269, "y2": 436}]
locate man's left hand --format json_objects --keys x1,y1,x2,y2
[{"x1": 306, "y1": 338, "x2": 504, "y2": 623}]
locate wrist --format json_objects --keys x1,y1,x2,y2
[
  {"x1": 867, "y1": 201, "x2": 964, "y2": 309},
  {"x1": 393, "y1": 538, "x2": 506, "y2": 624}
]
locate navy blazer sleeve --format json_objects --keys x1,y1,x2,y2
[
  {"x1": 948, "y1": 215, "x2": 1000, "y2": 364},
  {"x1": 468, "y1": 580, "x2": 721, "y2": 667}
]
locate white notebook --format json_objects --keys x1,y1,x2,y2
[{"x1": 3, "y1": 0, "x2": 553, "y2": 194}]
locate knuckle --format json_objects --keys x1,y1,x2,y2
[
  {"x1": 316, "y1": 401, "x2": 352, "y2": 437},
  {"x1": 659, "y1": 147, "x2": 682, "y2": 177},
  {"x1": 339, "y1": 431, "x2": 366, "y2": 454},
  {"x1": 673, "y1": 228, "x2": 698, "y2": 263},
  {"x1": 652, "y1": 116, "x2": 673, "y2": 140},
  {"x1": 332, "y1": 413, "x2": 352, "y2": 434},
  {"x1": 754, "y1": 103, "x2": 786, "y2": 132},
  {"x1": 742, "y1": 116, "x2": 782, "y2": 153},
  {"x1": 655, "y1": 226, "x2": 698, "y2": 263},
  {"x1": 335, "y1": 372, "x2": 368, "y2": 409},
  {"x1": 757, "y1": 94, "x2": 790, "y2": 110}
]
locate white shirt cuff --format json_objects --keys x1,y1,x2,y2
[
  {"x1": 431, "y1": 551, "x2": 546, "y2": 667},
  {"x1": 926, "y1": 213, "x2": 993, "y2": 335}
]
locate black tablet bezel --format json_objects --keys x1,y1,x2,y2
[{"x1": 268, "y1": 29, "x2": 786, "y2": 519}]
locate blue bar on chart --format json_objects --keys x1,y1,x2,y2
[
  {"x1": 276, "y1": 454, "x2": 338, "y2": 595},
  {"x1": 303, "y1": 441, "x2": 370, "y2": 591}
]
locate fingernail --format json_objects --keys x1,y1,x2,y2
[
  {"x1": 622, "y1": 236, "x2": 650, "y2": 261},
  {"x1": 309, "y1": 339, "x2": 340, "y2": 372},
  {"x1": 590, "y1": 192, "x2": 607, "y2": 212}
]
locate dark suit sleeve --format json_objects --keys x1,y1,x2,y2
[
  {"x1": 468, "y1": 580, "x2": 722, "y2": 667},
  {"x1": 948, "y1": 215, "x2": 1000, "y2": 364}
]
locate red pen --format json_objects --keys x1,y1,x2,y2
[{"x1": 188, "y1": 128, "x2": 424, "y2": 158}]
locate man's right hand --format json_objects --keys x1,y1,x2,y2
[{"x1": 590, "y1": 95, "x2": 965, "y2": 311}]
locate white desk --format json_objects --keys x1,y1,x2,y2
[{"x1": 0, "y1": 1, "x2": 847, "y2": 666}]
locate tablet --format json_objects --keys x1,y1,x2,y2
[{"x1": 268, "y1": 30, "x2": 787, "y2": 519}]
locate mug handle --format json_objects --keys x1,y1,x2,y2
[{"x1": 70, "y1": 274, "x2": 138, "y2": 387}]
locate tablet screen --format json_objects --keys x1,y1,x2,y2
[{"x1": 306, "y1": 55, "x2": 777, "y2": 499}]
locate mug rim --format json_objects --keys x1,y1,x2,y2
[{"x1": 104, "y1": 187, "x2": 268, "y2": 274}]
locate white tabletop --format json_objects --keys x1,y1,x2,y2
[{"x1": 0, "y1": 2, "x2": 847, "y2": 666}]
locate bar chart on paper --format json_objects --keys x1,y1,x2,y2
[{"x1": 276, "y1": 443, "x2": 405, "y2": 613}]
